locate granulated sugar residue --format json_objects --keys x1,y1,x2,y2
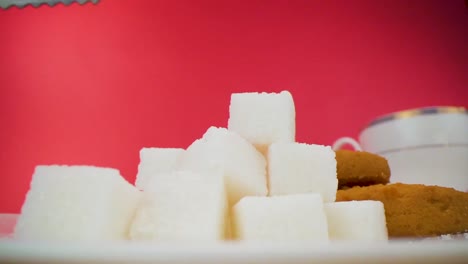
[
  {"x1": 440, "y1": 234, "x2": 452, "y2": 240},
  {"x1": 423, "y1": 231, "x2": 468, "y2": 241}
]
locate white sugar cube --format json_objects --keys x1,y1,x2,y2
[
  {"x1": 268, "y1": 142, "x2": 337, "y2": 202},
  {"x1": 233, "y1": 193, "x2": 329, "y2": 241},
  {"x1": 135, "y1": 148, "x2": 184, "y2": 190},
  {"x1": 130, "y1": 170, "x2": 227, "y2": 241},
  {"x1": 177, "y1": 127, "x2": 267, "y2": 205},
  {"x1": 14, "y1": 165, "x2": 141, "y2": 241},
  {"x1": 228, "y1": 91, "x2": 295, "y2": 154},
  {"x1": 324, "y1": 201, "x2": 388, "y2": 241}
]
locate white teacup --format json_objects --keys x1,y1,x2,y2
[{"x1": 333, "y1": 106, "x2": 468, "y2": 192}]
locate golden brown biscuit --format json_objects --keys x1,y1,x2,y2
[
  {"x1": 336, "y1": 183, "x2": 468, "y2": 238},
  {"x1": 335, "y1": 150, "x2": 391, "y2": 189}
]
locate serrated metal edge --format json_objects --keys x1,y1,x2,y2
[{"x1": 0, "y1": 0, "x2": 99, "y2": 9}]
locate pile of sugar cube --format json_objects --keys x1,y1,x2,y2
[{"x1": 14, "y1": 91, "x2": 388, "y2": 242}]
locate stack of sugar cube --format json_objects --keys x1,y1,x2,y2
[{"x1": 14, "y1": 90, "x2": 387, "y2": 242}]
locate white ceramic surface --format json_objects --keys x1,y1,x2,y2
[
  {"x1": 0, "y1": 238, "x2": 467, "y2": 264},
  {"x1": 359, "y1": 113, "x2": 468, "y2": 154},
  {"x1": 383, "y1": 145, "x2": 468, "y2": 192}
]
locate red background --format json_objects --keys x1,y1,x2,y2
[{"x1": 0, "y1": 0, "x2": 467, "y2": 213}]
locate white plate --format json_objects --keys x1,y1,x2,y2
[
  {"x1": 1, "y1": 239, "x2": 468, "y2": 264},
  {"x1": 1, "y1": 214, "x2": 467, "y2": 264}
]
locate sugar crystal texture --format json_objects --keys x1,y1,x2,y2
[
  {"x1": 135, "y1": 148, "x2": 184, "y2": 190},
  {"x1": 324, "y1": 201, "x2": 388, "y2": 241},
  {"x1": 228, "y1": 91, "x2": 295, "y2": 155},
  {"x1": 14, "y1": 165, "x2": 141, "y2": 241},
  {"x1": 177, "y1": 127, "x2": 267, "y2": 205},
  {"x1": 130, "y1": 170, "x2": 227, "y2": 241},
  {"x1": 268, "y1": 142, "x2": 338, "y2": 202},
  {"x1": 233, "y1": 193, "x2": 329, "y2": 241}
]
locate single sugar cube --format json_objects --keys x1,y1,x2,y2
[
  {"x1": 232, "y1": 193, "x2": 329, "y2": 241},
  {"x1": 130, "y1": 170, "x2": 227, "y2": 241},
  {"x1": 324, "y1": 201, "x2": 388, "y2": 241},
  {"x1": 177, "y1": 127, "x2": 267, "y2": 205},
  {"x1": 135, "y1": 148, "x2": 184, "y2": 190},
  {"x1": 228, "y1": 91, "x2": 295, "y2": 155},
  {"x1": 14, "y1": 165, "x2": 141, "y2": 241},
  {"x1": 268, "y1": 142, "x2": 338, "y2": 202}
]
